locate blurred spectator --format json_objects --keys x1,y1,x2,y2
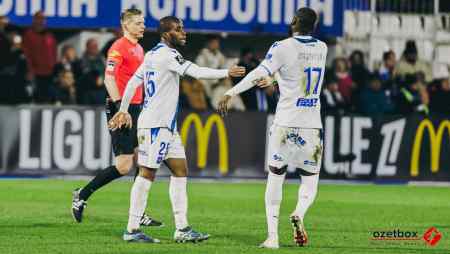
[
  {"x1": 349, "y1": 50, "x2": 370, "y2": 88},
  {"x1": 429, "y1": 78, "x2": 450, "y2": 114},
  {"x1": 232, "y1": 47, "x2": 273, "y2": 112},
  {"x1": 396, "y1": 40, "x2": 432, "y2": 82},
  {"x1": 359, "y1": 75, "x2": 394, "y2": 116},
  {"x1": 80, "y1": 38, "x2": 105, "y2": 74},
  {"x1": 378, "y1": 51, "x2": 402, "y2": 104},
  {"x1": 397, "y1": 74, "x2": 429, "y2": 114},
  {"x1": 78, "y1": 38, "x2": 106, "y2": 104},
  {"x1": 0, "y1": 32, "x2": 30, "y2": 104},
  {"x1": 195, "y1": 35, "x2": 227, "y2": 98},
  {"x1": 50, "y1": 70, "x2": 77, "y2": 105},
  {"x1": 0, "y1": 16, "x2": 12, "y2": 103},
  {"x1": 332, "y1": 57, "x2": 354, "y2": 104},
  {"x1": 0, "y1": 16, "x2": 12, "y2": 73},
  {"x1": 54, "y1": 44, "x2": 81, "y2": 78},
  {"x1": 23, "y1": 11, "x2": 57, "y2": 103},
  {"x1": 321, "y1": 78, "x2": 346, "y2": 115},
  {"x1": 379, "y1": 50, "x2": 396, "y2": 82},
  {"x1": 180, "y1": 77, "x2": 210, "y2": 111},
  {"x1": 101, "y1": 29, "x2": 123, "y2": 58}
]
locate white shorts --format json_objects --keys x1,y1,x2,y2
[
  {"x1": 137, "y1": 128, "x2": 186, "y2": 169},
  {"x1": 267, "y1": 124, "x2": 323, "y2": 174}
]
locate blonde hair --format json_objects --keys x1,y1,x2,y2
[{"x1": 120, "y1": 8, "x2": 142, "y2": 24}]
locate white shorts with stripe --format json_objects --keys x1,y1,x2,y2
[
  {"x1": 137, "y1": 128, "x2": 186, "y2": 169},
  {"x1": 267, "y1": 124, "x2": 323, "y2": 174}
]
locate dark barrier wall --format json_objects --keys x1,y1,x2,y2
[
  {"x1": 320, "y1": 115, "x2": 450, "y2": 181},
  {"x1": 0, "y1": 106, "x2": 448, "y2": 181}
]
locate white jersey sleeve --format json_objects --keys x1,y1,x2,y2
[
  {"x1": 260, "y1": 41, "x2": 285, "y2": 75},
  {"x1": 167, "y1": 51, "x2": 192, "y2": 76},
  {"x1": 119, "y1": 62, "x2": 145, "y2": 112}
]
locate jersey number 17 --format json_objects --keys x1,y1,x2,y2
[{"x1": 303, "y1": 67, "x2": 322, "y2": 96}]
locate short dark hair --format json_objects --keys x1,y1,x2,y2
[
  {"x1": 293, "y1": 7, "x2": 317, "y2": 34},
  {"x1": 120, "y1": 8, "x2": 142, "y2": 23},
  {"x1": 158, "y1": 16, "x2": 181, "y2": 35}
]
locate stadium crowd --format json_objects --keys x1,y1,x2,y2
[{"x1": 0, "y1": 12, "x2": 449, "y2": 115}]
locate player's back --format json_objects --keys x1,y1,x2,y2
[
  {"x1": 264, "y1": 36, "x2": 327, "y2": 129},
  {"x1": 137, "y1": 42, "x2": 191, "y2": 130}
]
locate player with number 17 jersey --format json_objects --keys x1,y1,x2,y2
[
  {"x1": 220, "y1": 8, "x2": 327, "y2": 249},
  {"x1": 261, "y1": 36, "x2": 327, "y2": 129}
]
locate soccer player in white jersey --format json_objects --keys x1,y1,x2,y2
[
  {"x1": 218, "y1": 8, "x2": 327, "y2": 249},
  {"x1": 109, "y1": 16, "x2": 245, "y2": 243}
]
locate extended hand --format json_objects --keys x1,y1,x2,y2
[
  {"x1": 228, "y1": 66, "x2": 246, "y2": 77},
  {"x1": 217, "y1": 95, "x2": 232, "y2": 117},
  {"x1": 108, "y1": 111, "x2": 132, "y2": 131},
  {"x1": 255, "y1": 78, "x2": 271, "y2": 88}
]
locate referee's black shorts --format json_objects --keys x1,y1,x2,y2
[{"x1": 105, "y1": 99, "x2": 141, "y2": 156}]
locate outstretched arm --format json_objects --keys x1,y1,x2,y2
[
  {"x1": 184, "y1": 63, "x2": 245, "y2": 80},
  {"x1": 217, "y1": 66, "x2": 269, "y2": 116},
  {"x1": 224, "y1": 65, "x2": 270, "y2": 96}
]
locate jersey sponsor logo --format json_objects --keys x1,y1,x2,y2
[
  {"x1": 296, "y1": 98, "x2": 318, "y2": 107},
  {"x1": 304, "y1": 160, "x2": 317, "y2": 166},
  {"x1": 180, "y1": 113, "x2": 229, "y2": 175},
  {"x1": 272, "y1": 154, "x2": 283, "y2": 162},
  {"x1": 175, "y1": 55, "x2": 186, "y2": 65},
  {"x1": 286, "y1": 133, "x2": 306, "y2": 146},
  {"x1": 410, "y1": 119, "x2": 450, "y2": 177}
]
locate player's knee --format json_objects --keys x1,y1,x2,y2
[
  {"x1": 164, "y1": 159, "x2": 188, "y2": 177},
  {"x1": 139, "y1": 167, "x2": 157, "y2": 181},
  {"x1": 115, "y1": 157, "x2": 134, "y2": 175},
  {"x1": 269, "y1": 166, "x2": 287, "y2": 175},
  {"x1": 171, "y1": 168, "x2": 187, "y2": 177}
]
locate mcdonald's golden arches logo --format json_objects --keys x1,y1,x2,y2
[
  {"x1": 180, "y1": 113, "x2": 229, "y2": 175},
  {"x1": 410, "y1": 119, "x2": 450, "y2": 176}
]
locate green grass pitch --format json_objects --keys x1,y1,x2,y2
[{"x1": 0, "y1": 179, "x2": 449, "y2": 254}]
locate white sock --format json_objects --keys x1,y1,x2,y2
[
  {"x1": 127, "y1": 176, "x2": 152, "y2": 233},
  {"x1": 265, "y1": 172, "x2": 286, "y2": 240},
  {"x1": 292, "y1": 174, "x2": 319, "y2": 220},
  {"x1": 169, "y1": 176, "x2": 188, "y2": 230}
]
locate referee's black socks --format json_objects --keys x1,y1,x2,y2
[{"x1": 79, "y1": 166, "x2": 122, "y2": 201}]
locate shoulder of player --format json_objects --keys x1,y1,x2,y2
[
  {"x1": 107, "y1": 38, "x2": 126, "y2": 57},
  {"x1": 316, "y1": 39, "x2": 328, "y2": 49}
]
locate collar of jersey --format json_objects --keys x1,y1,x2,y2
[{"x1": 293, "y1": 35, "x2": 317, "y2": 43}]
